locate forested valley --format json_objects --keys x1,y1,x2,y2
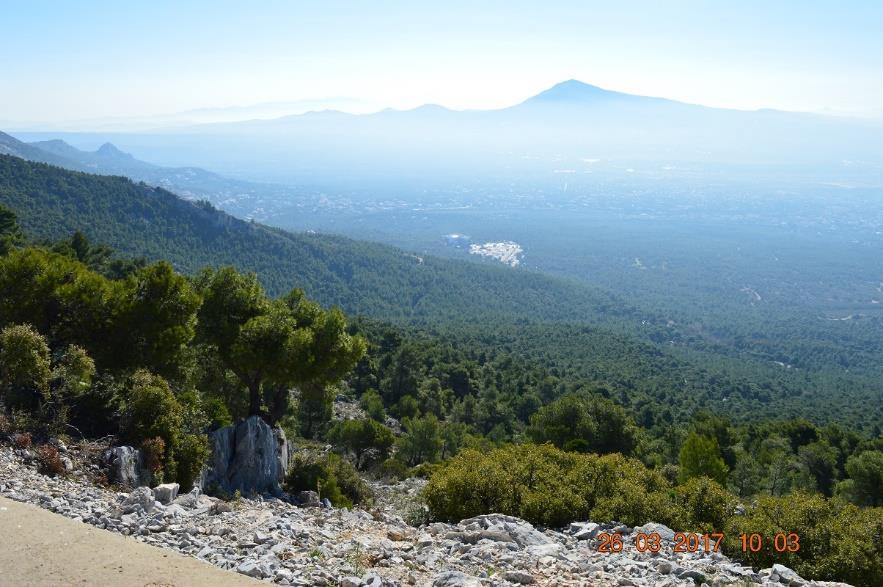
[{"x1": 0, "y1": 155, "x2": 881, "y2": 584}]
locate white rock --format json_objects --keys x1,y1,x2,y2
[
  {"x1": 572, "y1": 522, "x2": 600, "y2": 540},
  {"x1": 526, "y1": 543, "x2": 563, "y2": 558},
  {"x1": 633, "y1": 522, "x2": 676, "y2": 542},
  {"x1": 152, "y1": 483, "x2": 180, "y2": 505},
  {"x1": 656, "y1": 560, "x2": 673, "y2": 574},
  {"x1": 501, "y1": 570, "x2": 535, "y2": 584},
  {"x1": 771, "y1": 564, "x2": 805, "y2": 585},
  {"x1": 236, "y1": 560, "x2": 268, "y2": 579},
  {"x1": 122, "y1": 486, "x2": 155, "y2": 513},
  {"x1": 431, "y1": 571, "x2": 481, "y2": 587}
]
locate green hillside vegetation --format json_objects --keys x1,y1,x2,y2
[
  {"x1": 0, "y1": 153, "x2": 624, "y2": 322},
  {"x1": 1, "y1": 153, "x2": 880, "y2": 432}
]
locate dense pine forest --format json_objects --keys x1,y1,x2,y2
[
  {"x1": 0, "y1": 154, "x2": 881, "y2": 584},
  {"x1": 0, "y1": 154, "x2": 880, "y2": 431}
]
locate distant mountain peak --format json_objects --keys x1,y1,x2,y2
[
  {"x1": 96, "y1": 142, "x2": 134, "y2": 159},
  {"x1": 526, "y1": 79, "x2": 624, "y2": 103}
]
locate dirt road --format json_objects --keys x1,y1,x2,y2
[{"x1": 0, "y1": 495, "x2": 260, "y2": 586}]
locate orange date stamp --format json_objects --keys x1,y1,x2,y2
[{"x1": 596, "y1": 531, "x2": 801, "y2": 554}]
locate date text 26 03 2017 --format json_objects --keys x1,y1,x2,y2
[{"x1": 596, "y1": 532, "x2": 801, "y2": 554}]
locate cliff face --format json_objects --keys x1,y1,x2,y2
[{"x1": 0, "y1": 446, "x2": 849, "y2": 587}]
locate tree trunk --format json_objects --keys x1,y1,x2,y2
[
  {"x1": 248, "y1": 379, "x2": 262, "y2": 416},
  {"x1": 267, "y1": 384, "x2": 290, "y2": 425}
]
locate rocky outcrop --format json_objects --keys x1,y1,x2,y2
[
  {"x1": 100, "y1": 446, "x2": 150, "y2": 487},
  {"x1": 202, "y1": 416, "x2": 289, "y2": 496}
]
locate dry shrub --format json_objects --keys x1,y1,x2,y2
[
  {"x1": 36, "y1": 444, "x2": 64, "y2": 476},
  {"x1": 12, "y1": 431, "x2": 32, "y2": 449}
]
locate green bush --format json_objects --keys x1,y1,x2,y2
[
  {"x1": 675, "y1": 476, "x2": 737, "y2": 531},
  {"x1": 397, "y1": 415, "x2": 443, "y2": 466},
  {"x1": 140, "y1": 437, "x2": 166, "y2": 481},
  {"x1": 360, "y1": 390, "x2": 385, "y2": 422},
  {"x1": 0, "y1": 324, "x2": 51, "y2": 414},
  {"x1": 174, "y1": 432, "x2": 210, "y2": 491},
  {"x1": 202, "y1": 396, "x2": 233, "y2": 429},
  {"x1": 409, "y1": 462, "x2": 442, "y2": 479},
  {"x1": 726, "y1": 493, "x2": 883, "y2": 587},
  {"x1": 121, "y1": 370, "x2": 207, "y2": 489},
  {"x1": 284, "y1": 452, "x2": 372, "y2": 507},
  {"x1": 328, "y1": 453, "x2": 373, "y2": 507},
  {"x1": 580, "y1": 454, "x2": 684, "y2": 528},
  {"x1": 678, "y1": 432, "x2": 728, "y2": 485},
  {"x1": 841, "y1": 450, "x2": 883, "y2": 506},
  {"x1": 423, "y1": 443, "x2": 683, "y2": 528},
  {"x1": 378, "y1": 457, "x2": 409, "y2": 481}
]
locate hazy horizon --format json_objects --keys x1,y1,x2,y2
[{"x1": 3, "y1": 1, "x2": 883, "y2": 129}]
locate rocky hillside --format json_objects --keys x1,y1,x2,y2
[{"x1": 0, "y1": 446, "x2": 848, "y2": 587}]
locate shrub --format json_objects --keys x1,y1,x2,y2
[
  {"x1": 285, "y1": 453, "x2": 345, "y2": 505},
  {"x1": 122, "y1": 370, "x2": 183, "y2": 448},
  {"x1": 0, "y1": 324, "x2": 51, "y2": 413},
  {"x1": 360, "y1": 390, "x2": 385, "y2": 422},
  {"x1": 67, "y1": 373, "x2": 120, "y2": 438},
  {"x1": 396, "y1": 395, "x2": 420, "y2": 419},
  {"x1": 202, "y1": 396, "x2": 233, "y2": 429},
  {"x1": 140, "y1": 437, "x2": 166, "y2": 481},
  {"x1": 675, "y1": 476, "x2": 737, "y2": 531},
  {"x1": 121, "y1": 370, "x2": 208, "y2": 489},
  {"x1": 726, "y1": 493, "x2": 883, "y2": 587},
  {"x1": 581, "y1": 453, "x2": 684, "y2": 528},
  {"x1": 329, "y1": 453, "x2": 373, "y2": 507},
  {"x1": 397, "y1": 415, "x2": 443, "y2": 466},
  {"x1": 174, "y1": 432, "x2": 210, "y2": 491},
  {"x1": 12, "y1": 431, "x2": 32, "y2": 449},
  {"x1": 409, "y1": 462, "x2": 442, "y2": 479},
  {"x1": 423, "y1": 443, "x2": 685, "y2": 528},
  {"x1": 842, "y1": 450, "x2": 883, "y2": 506},
  {"x1": 378, "y1": 457, "x2": 409, "y2": 481},
  {"x1": 36, "y1": 444, "x2": 64, "y2": 477},
  {"x1": 679, "y1": 432, "x2": 728, "y2": 485},
  {"x1": 284, "y1": 452, "x2": 372, "y2": 507}
]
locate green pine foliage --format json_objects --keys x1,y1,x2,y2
[{"x1": 1, "y1": 154, "x2": 880, "y2": 430}]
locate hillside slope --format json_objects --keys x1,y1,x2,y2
[
  {"x1": 0, "y1": 153, "x2": 626, "y2": 323},
  {"x1": 1, "y1": 153, "x2": 879, "y2": 429},
  {"x1": 1, "y1": 131, "x2": 287, "y2": 221}
]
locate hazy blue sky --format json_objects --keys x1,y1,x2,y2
[{"x1": 2, "y1": 0, "x2": 882, "y2": 125}]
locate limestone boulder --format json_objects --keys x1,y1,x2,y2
[
  {"x1": 202, "y1": 415, "x2": 289, "y2": 496},
  {"x1": 101, "y1": 446, "x2": 150, "y2": 488}
]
